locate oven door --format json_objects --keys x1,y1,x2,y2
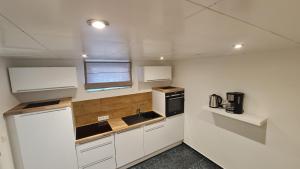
[{"x1": 166, "y1": 92, "x2": 184, "y2": 117}]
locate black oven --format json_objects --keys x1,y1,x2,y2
[{"x1": 165, "y1": 91, "x2": 184, "y2": 117}]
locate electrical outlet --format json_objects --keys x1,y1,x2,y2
[{"x1": 98, "y1": 115, "x2": 109, "y2": 122}]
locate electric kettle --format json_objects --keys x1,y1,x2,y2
[{"x1": 209, "y1": 94, "x2": 223, "y2": 108}]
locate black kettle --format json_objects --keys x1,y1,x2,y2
[{"x1": 209, "y1": 94, "x2": 223, "y2": 108}]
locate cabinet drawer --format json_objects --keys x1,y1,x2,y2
[
  {"x1": 79, "y1": 156, "x2": 116, "y2": 169},
  {"x1": 76, "y1": 135, "x2": 115, "y2": 167}
]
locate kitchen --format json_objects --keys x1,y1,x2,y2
[{"x1": 0, "y1": 0, "x2": 300, "y2": 169}]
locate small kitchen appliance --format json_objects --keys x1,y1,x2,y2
[
  {"x1": 225, "y1": 92, "x2": 244, "y2": 114},
  {"x1": 209, "y1": 94, "x2": 223, "y2": 108}
]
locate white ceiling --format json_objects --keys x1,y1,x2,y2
[{"x1": 0, "y1": 0, "x2": 299, "y2": 60}]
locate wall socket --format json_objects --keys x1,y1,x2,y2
[{"x1": 98, "y1": 115, "x2": 109, "y2": 122}]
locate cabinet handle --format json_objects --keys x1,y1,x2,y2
[
  {"x1": 168, "y1": 97, "x2": 184, "y2": 100},
  {"x1": 80, "y1": 141, "x2": 112, "y2": 153},
  {"x1": 145, "y1": 125, "x2": 165, "y2": 132},
  {"x1": 81, "y1": 156, "x2": 113, "y2": 169}
]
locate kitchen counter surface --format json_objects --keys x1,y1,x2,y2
[
  {"x1": 152, "y1": 86, "x2": 184, "y2": 93},
  {"x1": 3, "y1": 98, "x2": 72, "y2": 117},
  {"x1": 75, "y1": 115, "x2": 165, "y2": 144}
]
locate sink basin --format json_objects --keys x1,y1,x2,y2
[
  {"x1": 76, "y1": 121, "x2": 112, "y2": 140},
  {"x1": 122, "y1": 111, "x2": 162, "y2": 126}
]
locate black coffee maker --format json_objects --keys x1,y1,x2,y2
[{"x1": 226, "y1": 92, "x2": 244, "y2": 114}]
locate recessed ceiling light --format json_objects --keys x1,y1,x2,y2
[
  {"x1": 87, "y1": 19, "x2": 109, "y2": 29},
  {"x1": 233, "y1": 43, "x2": 243, "y2": 49},
  {"x1": 160, "y1": 56, "x2": 164, "y2": 60},
  {"x1": 82, "y1": 54, "x2": 88, "y2": 58}
]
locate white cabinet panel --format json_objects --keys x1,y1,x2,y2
[
  {"x1": 79, "y1": 156, "x2": 115, "y2": 169},
  {"x1": 144, "y1": 120, "x2": 168, "y2": 155},
  {"x1": 12, "y1": 108, "x2": 78, "y2": 169},
  {"x1": 8, "y1": 67, "x2": 78, "y2": 93},
  {"x1": 138, "y1": 66, "x2": 172, "y2": 82},
  {"x1": 76, "y1": 135, "x2": 116, "y2": 168},
  {"x1": 165, "y1": 114, "x2": 184, "y2": 145},
  {"x1": 115, "y1": 127, "x2": 144, "y2": 167}
]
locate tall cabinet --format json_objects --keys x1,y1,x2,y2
[{"x1": 6, "y1": 107, "x2": 78, "y2": 169}]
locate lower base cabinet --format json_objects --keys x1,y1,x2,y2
[
  {"x1": 144, "y1": 120, "x2": 168, "y2": 155},
  {"x1": 144, "y1": 114, "x2": 184, "y2": 155},
  {"x1": 165, "y1": 114, "x2": 184, "y2": 145},
  {"x1": 76, "y1": 114, "x2": 184, "y2": 169},
  {"x1": 115, "y1": 127, "x2": 144, "y2": 168},
  {"x1": 76, "y1": 135, "x2": 116, "y2": 169}
]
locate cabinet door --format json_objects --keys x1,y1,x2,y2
[
  {"x1": 144, "y1": 120, "x2": 167, "y2": 155},
  {"x1": 14, "y1": 108, "x2": 78, "y2": 169},
  {"x1": 144, "y1": 66, "x2": 172, "y2": 82},
  {"x1": 165, "y1": 114, "x2": 184, "y2": 145},
  {"x1": 9, "y1": 67, "x2": 78, "y2": 93},
  {"x1": 115, "y1": 127, "x2": 144, "y2": 167}
]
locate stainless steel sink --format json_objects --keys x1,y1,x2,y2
[{"x1": 122, "y1": 111, "x2": 162, "y2": 126}]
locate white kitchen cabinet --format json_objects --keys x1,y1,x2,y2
[
  {"x1": 78, "y1": 157, "x2": 116, "y2": 169},
  {"x1": 115, "y1": 127, "x2": 144, "y2": 167},
  {"x1": 144, "y1": 120, "x2": 168, "y2": 155},
  {"x1": 7, "y1": 107, "x2": 78, "y2": 169},
  {"x1": 76, "y1": 135, "x2": 116, "y2": 169},
  {"x1": 8, "y1": 67, "x2": 78, "y2": 93},
  {"x1": 165, "y1": 114, "x2": 184, "y2": 145},
  {"x1": 138, "y1": 66, "x2": 172, "y2": 82}
]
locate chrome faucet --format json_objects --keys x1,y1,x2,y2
[{"x1": 136, "y1": 103, "x2": 145, "y2": 117}]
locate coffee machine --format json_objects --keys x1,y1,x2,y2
[{"x1": 226, "y1": 92, "x2": 244, "y2": 114}]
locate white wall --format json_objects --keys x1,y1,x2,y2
[
  {"x1": 173, "y1": 49, "x2": 300, "y2": 169},
  {"x1": 9, "y1": 59, "x2": 172, "y2": 102},
  {"x1": 0, "y1": 58, "x2": 19, "y2": 169}
]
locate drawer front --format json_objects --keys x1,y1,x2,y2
[
  {"x1": 79, "y1": 156, "x2": 116, "y2": 169},
  {"x1": 76, "y1": 135, "x2": 115, "y2": 167}
]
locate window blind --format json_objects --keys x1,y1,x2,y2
[{"x1": 84, "y1": 61, "x2": 132, "y2": 89}]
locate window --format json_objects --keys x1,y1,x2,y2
[{"x1": 84, "y1": 60, "x2": 132, "y2": 90}]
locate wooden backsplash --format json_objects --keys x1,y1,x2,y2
[{"x1": 72, "y1": 92, "x2": 152, "y2": 127}]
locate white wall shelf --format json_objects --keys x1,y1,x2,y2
[{"x1": 203, "y1": 106, "x2": 268, "y2": 126}]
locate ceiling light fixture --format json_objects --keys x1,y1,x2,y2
[
  {"x1": 160, "y1": 56, "x2": 164, "y2": 60},
  {"x1": 87, "y1": 19, "x2": 109, "y2": 29},
  {"x1": 233, "y1": 43, "x2": 243, "y2": 49},
  {"x1": 82, "y1": 54, "x2": 88, "y2": 58}
]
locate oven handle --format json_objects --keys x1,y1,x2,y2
[
  {"x1": 168, "y1": 97, "x2": 184, "y2": 100},
  {"x1": 167, "y1": 94, "x2": 183, "y2": 97}
]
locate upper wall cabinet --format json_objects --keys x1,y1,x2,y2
[
  {"x1": 138, "y1": 66, "x2": 172, "y2": 82},
  {"x1": 9, "y1": 67, "x2": 78, "y2": 93}
]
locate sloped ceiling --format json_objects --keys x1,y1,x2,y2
[{"x1": 0, "y1": 0, "x2": 299, "y2": 60}]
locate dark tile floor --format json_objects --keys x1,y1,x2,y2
[{"x1": 129, "y1": 143, "x2": 223, "y2": 169}]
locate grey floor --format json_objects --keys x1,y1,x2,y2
[{"x1": 129, "y1": 143, "x2": 223, "y2": 169}]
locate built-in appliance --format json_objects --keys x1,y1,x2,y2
[
  {"x1": 165, "y1": 91, "x2": 184, "y2": 117},
  {"x1": 226, "y1": 92, "x2": 244, "y2": 114},
  {"x1": 76, "y1": 121, "x2": 112, "y2": 140},
  {"x1": 152, "y1": 86, "x2": 184, "y2": 117},
  {"x1": 24, "y1": 100, "x2": 60, "y2": 109},
  {"x1": 159, "y1": 86, "x2": 177, "y2": 90},
  {"x1": 209, "y1": 94, "x2": 223, "y2": 108}
]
